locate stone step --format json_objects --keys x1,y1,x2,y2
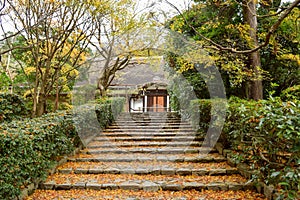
[
  {"x1": 68, "y1": 153, "x2": 227, "y2": 163},
  {"x1": 112, "y1": 121, "x2": 191, "y2": 125},
  {"x1": 115, "y1": 118, "x2": 187, "y2": 124},
  {"x1": 99, "y1": 131, "x2": 202, "y2": 137},
  {"x1": 118, "y1": 112, "x2": 181, "y2": 119},
  {"x1": 26, "y1": 111, "x2": 266, "y2": 199},
  {"x1": 81, "y1": 147, "x2": 216, "y2": 154},
  {"x1": 116, "y1": 116, "x2": 182, "y2": 119},
  {"x1": 57, "y1": 161, "x2": 239, "y2": 176},
  {"x1": 87, "y1": 141, "x2": 205, "y2": 148},
  {"x1": 91, "y1": 136, "x2": 202, "y2": 142},
  {"x1": 118, "y1": 112, "x2": 180, "y2": 116},
  {"x1": 103, "y1": 128, "x2": 195, "y2": 132},
  {"x1": 27, "y1": 189, "x2": 267, "y2": 200},
  {"x1": 40, "y1": 173, "x2": 253, "y2": 192},
  {"x1": 59, "y1": 167, "x2": 239, "y2": 176},
  {"x1": 57, "y1": 161, "x2": 235, "y2": 172},
  {"x1": 115, "y1": 114, "x2": 183, "y2": 119},
  {"x1": 107, "y1": 125, "x2": 193, "y2": 129},
  {"x1": 115, "y1": 118, "x2": 183, "y2": 122}
]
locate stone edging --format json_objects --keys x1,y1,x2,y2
[{"x1": 215, "y1": 142, "x2": 280, "y2": 200}]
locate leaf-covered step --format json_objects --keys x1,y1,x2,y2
[
  {"x1": 87, "y1": 141, "x2": 204, "y2": 148},
  {"x1": 26, "y1": 189, "x2": 267, "y2": 200},
  {"x1": 116, "y1": 114, "x2": 182, "y2": 119},
  {"x1": 68, "y1": 153, "x2": 227, "y2": 163},
  {"x1": 57, "y1": 161, "x2": 235, "y2": 171},
  {"x1": 81, "y1": 147, "x2": 217, "y2": 154},
  {"x1": 57, "y1": 161, "x2": 239, "y2": 176},
  {"x1": 107, "y1": 124, "x2": 193, "y2": 129},
  {"x1": 112, "y1": 122, "x2": 191, "y2": 126},
  {"x1": 103, "y1": 129, "x2": 195, "y2": 133},
  {"x1": 91, "y1": 136, "x2": 202, "y2": 142},
  {"x1": 40, "y1": 173, "x2": 252, "y2": 192},
  {"x1": 113, "y1": 120, "x2": 187, "y2": 125},
  {"x1": 99, "y1": 131, "x2": 199, "y2": 137}
]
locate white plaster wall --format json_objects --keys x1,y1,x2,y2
[{"x1": 131, "y1": 98, "x2": 143, "y2": 112}]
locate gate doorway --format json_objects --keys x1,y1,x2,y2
[
  {"x1": 147, "y1": 93, "x2": 168, "y2": 112},
  {"x1": 129, "y1": 82, "x2": 170, "y2": 113}
]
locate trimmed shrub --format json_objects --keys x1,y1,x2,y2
[
  {"x1": 226, "y1": 97, "x2": 300, "y2": 199},
  {"x1": 95, "y1": 97, "x2": 125, "y2": 128},
  {"x1": 72, "y1": 97, "x2": 125, "y2": 145},
  {"x1": 189, "y1": 99, "x2": 211, "y2": 132},
  {"x1": 0, "y1": 112, "x2": 78, "y2": 199},
  {"x1": 190, "y1": 97, "x2": 300, "y2": 199},
  {"x1": 0, "y1": 97, "x2": 125, "y2": 199},
  {"x1": 189, "y1": 98, "x2": 228, "y2": 145},
  {"x1": 0, "y1": 93, "x2": 29, "y2": 122}
]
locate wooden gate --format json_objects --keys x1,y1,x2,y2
[{"x1": 147, "y1": 95, "x2": 167, "y2": 112}]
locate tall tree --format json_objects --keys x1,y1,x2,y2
[
  {"x1": 166, "y1": 0, "x2": 300, "y2": 99},
  {"x1": 88, "y1": 0, "x2": 161, "y2": 96},
  {"x1": 4, "y1": 0, "x2": 96, "y2": 116},
  {"x1": 243, "y1": 0, "x2": 263, "y2": 100}
]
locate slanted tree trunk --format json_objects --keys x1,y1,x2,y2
[
  {"x1": 243, "y1": 0, "x2": 263, "y2": 100},
  {"x1": 97, "y1": 56, "x2": 130, "y2": 97}
]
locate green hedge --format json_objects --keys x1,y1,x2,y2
[
  {"x1": 190, "y1": 97, "x2": 300, "y2": 199},
  {"x1": 0, "y1": 93, "x2": 29, "y2": 122},
  {"x1": 96, "y1": 97, "x2": 125, "y2": 128},
  {"x1": 189, "y1": 98, "x2": 228, "y2": 145},
  {"x1": 72, "y1": 97, "x2": 125, "y2": 145},
  {"x1": 0, "y1": 112, "x2": 78, "y2": 199},
  {"x1": 0, "y1": 97, "x2": 125, "y2": 199},
  {"x1": 280, "y1": 85, "x2": 300, "y2": 101}
]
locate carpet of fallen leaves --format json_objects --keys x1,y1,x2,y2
[
  {"x1": 83, "y1": 146, "x2": 213, "y2": 152},
  {"x1": 70, "y1": 153, "x2": 224, "y2": 160},
  {"x1": 45, "y1": 173, "x2": 246, "y2": 184},
  {"x1": 87, "y1": 141, "x2": 200, "y2": 147},
  {"x1": 26, "y1": 189, "x2": 267, "y2": 200},
  {"x1": 57, "y1": 161, "x2": 234, "y2": 171}
]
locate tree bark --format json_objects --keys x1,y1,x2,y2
[
  {"x1": 243, "y1": 0, "x2": 263, "y2": 100},
  {"x1": 97, "y1": 56, "x2": 130, "y2": 97},
  {"x1": 36, "y1": 81, "x2": 48, "y2": 116},
  {"x1": 36, "y1": 95, "x2": 46, "y2": 116}
]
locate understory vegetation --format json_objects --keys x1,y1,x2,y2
[
  {"x1": 189, "y1": 92, "x2": 300, "y2": 200},
  {"x1": 0, "y1": 94, "x2": 125, "y2": 199}
]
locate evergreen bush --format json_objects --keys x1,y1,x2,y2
[
  {"x1": 189, "y1": 97, "x2": 300, "y2": 199},
  {"x1": 0, "y1": 97, "x2": 125, "y2": 199},
  {"x1": 0, "y1": 93, "x2": 29, "y2": 122}
]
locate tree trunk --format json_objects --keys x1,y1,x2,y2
[
  {"x1": 97, "y1": 69, "x2": 110, "y2": 97},
  {"x1": 249, "y1": 51, "x2": 263, "y2": 100},
  {"x1": 36, "y1": 81, "x2": 47, "y2": 116},
  {"x1": 54, "y1": 83, "x2": 59, "y2": 112},
  {"x1": 36, "y1": 96, "x2": 46, "y2": 117},
  {"x1": 98, "y1": 82, "x2": 107, "y2": 97},
  {"x1": 243, "y1": 0, "x2": 263, "y2": 100},
  {"x1": 32, "y1": 67, "x2": 40, "y2": 118},
  {"x1": 97, "y1": 56, "x2": 130, "y2": 97}
]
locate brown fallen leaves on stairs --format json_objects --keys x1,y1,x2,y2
[{"x1": 26, "y1": 112, "x2": 267, "y2": 200}]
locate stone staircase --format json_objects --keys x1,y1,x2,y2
[{"x1": 26, "y1": 112, "x2": 266, "y2": 199}]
